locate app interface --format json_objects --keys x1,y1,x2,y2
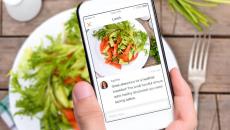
[{"x1": 83, "y1": 3, "x2": 171, "y2": 122}]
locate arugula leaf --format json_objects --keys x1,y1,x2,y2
[
  {"x1": 134, "y1": 31, "x2": 148, "y2": 51},
  {"x1": 150, "y1": 38, "x2": 161, "y2": 64}
]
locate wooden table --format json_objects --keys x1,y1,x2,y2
[{"x1": 0, "y1": 0, "x2": 230, "y2": 130}]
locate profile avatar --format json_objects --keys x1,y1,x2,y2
[{"x1": 100, "y1": 81, "x2": 108, "y2": 89}]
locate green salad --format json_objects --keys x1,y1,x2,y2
[
  {"x1": 93, "y1": 21, "x2": 148, "y2": 69},
  {"x1": 11, "y1": 13, "x2": 88, "y2": 130}
]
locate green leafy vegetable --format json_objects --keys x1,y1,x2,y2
[
  {"x1": 11, "y1": 12, "x2": 88, "y2": 130},
  {"x1": 64, "y1": 13, "x2": 82, "y2": 45},
  {"x1": 94, "y1": 21, "x2": 147, "y2": 52},
  {"x1": 150, "y1": 38, "x2": 160, "y2": 64}
]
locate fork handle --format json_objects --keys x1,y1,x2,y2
[
  {"x1": 194, "y1": 90, "x2": 199, "y2": 130},
  {"x1": 194, "y1": 90, "x2": 199, "y2": 113}
]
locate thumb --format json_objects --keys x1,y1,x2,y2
[
  {"x1": 72, "y1": 81, "x2": 106, "y2": 130},
  {"x1": 166, "y1": 68, "x2": 197, "y2": 130}
]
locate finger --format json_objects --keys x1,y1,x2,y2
[
  {"x1": 170, "y1": 68, "x2": 192, "y2": 97},
  {"x1": 170, "y1": 68, "x2": 194, "y2": 115},
  {"x1": 168, "y1": 68, "x2": 197, "y2": 129},
  {"x1": 73, "y1": 81, "x2": 106, "y2": 130}
]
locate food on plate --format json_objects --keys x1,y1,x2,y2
[
  {"x1": 10, "y1": 12, "x2": 88, "y2": 130},
  {"x1": 93, "y1": 21, "x2": 148, "y2": 69}
]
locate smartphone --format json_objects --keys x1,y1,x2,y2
[{"x1": 77, "y1": 0, "x2": 174, "y2": 129}]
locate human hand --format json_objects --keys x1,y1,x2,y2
[{"x1": 72, "y1": 68, "x2": 197, "y2": 130}]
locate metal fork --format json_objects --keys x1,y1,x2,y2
[{"x1": 188, "y1": 32, "x2": 211, "y2": 113}]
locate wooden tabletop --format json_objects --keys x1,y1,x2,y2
[{"x1": 0, "y1": 0, "x2": 230, "y2": 130}]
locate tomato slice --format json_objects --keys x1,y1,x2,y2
[
  {"x1": 100, "y1": 36, "x2": 109, "y2": 53},
  {"x1": 119, "y1": 54, "x2": 129, "y2": 62},
  {"x1": 116, "y1": 35, "x2": 122, "y2": 44},
  {"x1": 103, "y1": 36, "x2": 124, "y2": 69},
  {"x1": 108, "y1": 48, "x2": 113, "y2": 59},
  {"x1": 63, "y1": 109, "x2": 75, "y2": 121},
  {"x1": 62, "y1": 109, "x2": 80, "y2": 130},
  {"x1": 130, "y1": 53, "x2": 138, "y2": 62},
  {"x1": 113, "y1": 43, "x2": 118, "y2": 57},
  {"x1": 75, "y1": 76, "x2": 82, "y2": 82},
  {"x1": 124, "y1": 44, "x2": 132, "y2": 55},
  {"x1": 64, "y1": 76, "x2": 82, "y2": 85},
  {"x1": 64, "y1": 77, "x2": 75, "y2": 85},
  {"x1": 110, "y1": 62, "x2": 121, "y2": 69}
]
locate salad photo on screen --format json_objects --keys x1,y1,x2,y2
[
  {"x1": 87, "y1": 18, "x2": 161, "y2": 77},
  {"x1": 93, "y1": 21, "x2": 148, "y2": 69}
]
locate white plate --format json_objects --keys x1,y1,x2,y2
[
  {"x1": 9, "y1": 9, "x2": 178, "y2": 130},
  {"x1": 87, "y1": 19, "x2": 150, "y2": 77}
]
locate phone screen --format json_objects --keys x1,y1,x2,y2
[{"x1": 82, "y1": 3, "x2": 172, "y2": 122}]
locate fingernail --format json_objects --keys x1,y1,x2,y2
[{"x1": 74, "y1": 82, "x2": 93, "y2": 100}]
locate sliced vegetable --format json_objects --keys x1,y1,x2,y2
[
  {"x1": 62, "y1": 109, "x2": 80, "y2": 130},
  {"x1": 94, "y1": 21, "x2": 148, "y2": 69},
  {"x1": 100, "y1": 36, "x2": 109, "y2": 53}
]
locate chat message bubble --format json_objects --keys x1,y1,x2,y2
[{"x1": 97, "y1": 65, "x2": 171, "y2": 122}]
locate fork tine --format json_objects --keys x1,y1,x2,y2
[
  {"x1": 189, "y1": 33, "x2": 198, "y2": 70},
  {"x1": 194, "y1": 33, "x2": 202, "y2": 69},
  {"x1": 203, "y1": 32, "x2": 211, "y2": 72},
  {"x1": 198, "y1": 31, "x2": 207, "y2": 70}
]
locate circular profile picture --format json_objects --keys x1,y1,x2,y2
[{"x1": 100, "y1": 81, "x2": 108, "y2": 89}]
